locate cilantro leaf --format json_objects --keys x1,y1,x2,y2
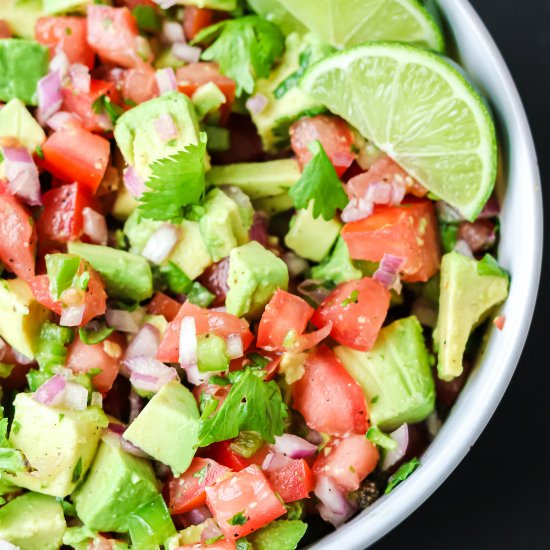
[
  {"x1": 289, "y1": 140, "x2": 348, "y2": 220},
  {"x1": 139, "y1": 133, "x2": 207, "y2": 222},
  {"x1": 193, "y1": 465, "x2": 208, "y2": 484},
  {"x1": 197, "y1": 369, "x2": 287, "y2": 448},
  {"x1": 228, "y1": 511, "x2": 248, "y2": 526},
  {"x1": 72, "y1": 457, "x2": 83, "y2": 483},
  {"x1": 193, "y1": 16, "x2": 285, "y2": 96},
  {"x1": 477, "y1": 254, "x2": 510, "y2": 280},
  {"x1": 385, "y1": 457, "x2": 421, "y2": 494}
]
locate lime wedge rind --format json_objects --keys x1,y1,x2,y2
[{"x1": 301, "y1": 42, "x2": 497, "y2": 221}]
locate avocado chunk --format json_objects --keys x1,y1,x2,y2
[
  {"x1": 112, "y1": 187, "x2": 139, "y2": 221},
  {"x1": 253, "y1": 193, "x2": 294, "y2": 215},
  {"x1": 0, "y1": 39, "x2": 49, "y2": 105},
  {"x1": 123, "y1": 381, "x2": 200, "y2": 476},
  {"x1": 248, "y1": 520, "x2": 308, "y2": 550},
  {"x1": 114, "y1": 92, "x2": 200, "y2": 180},
  {"x1": 128, "y1": 494, "x2": 176, "y2": 549},
  {"x1": 73, "y1": 432, "x2": 160, "y2": 533},
  {"x1": 334, "y1": 316, "x2": 435, "y2": 431},
  {"x1": 0, "y1": 278, "x2": 50, "y2": 359},
  {"x1": 0, "y1": 98, "x2": 45, "y2": 151},
  {"x1": 7, "y1": 393, "x2": 107, "y2": 497},
  {"x1": 177, "y1": 0, "x2": 236, "y2": 10},
  {"x1": 125, "y1": 211, "x2": 213, "y2": 280},
  {"x1": 199, "y1": 188, "x2": 252, "y2": 262},
  {"x1": 0, "y1": 492, "x2": 66, "y2": 550},
  {"x1": 225, "y1": 241, "x2": 289, "y2": 319},
  {"x1": 285, "y1": 203, "x2": 342, "y2": 263},
  {"x1": 311, "y1": 236, "x2": 362, "y2": 285},
  {"x1": 43, "y1": 0, "x2": 92, "y2": 14},
  {"x1": 68, "y1": 241, "x2": 153, "y2": 302},
  {"x1": 0, "y1": 0, "x2": 42, "y2": 39},
  {"x1": 251, "y1": 33, "x2": 330, "y2": 151},
  {"x1": 206, "y1": 158, "x2": 301, "y2": 200},
  {"x1": 433, "y1": 252, "x2": 509, "y2": 381}
]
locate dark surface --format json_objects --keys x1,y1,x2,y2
[{"x1": 374, "y1": 1, "x2": 549, "y2": 549}]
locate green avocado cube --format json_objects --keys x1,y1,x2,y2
[
  {"x1": 225, "y1": 241, "x2": 289, "y2": 319},
  {"x1": 73, "y1": 432, "x2": 160, "y2": 533},
  {"x1": 0, "y1": 98, "x2": 45, "y2": 152},
  {"x1": 123, "y1": 381, "x2": 200, "y2": 476},
  {"x1": 248, "y1": 520, "x2": 308, "y2": 550},
  {"x1": 0, "y1": 0, "x2": 43, "y2": 40},
  {"x1": 43, "y1": 0, "x2": 92, "y2": 14},
  {"x1": 285, "y1": 203, "x2": 342, "y2": 262},
  {"x1": 334, "y1": 316, "x2": 435, "y2": 431},
  {"x1": 311, "y1": 237, "x2": 362, "y2": 285},
  {"x1": 253, "y1": 193, "x2": 294, "y2": 216},
  {"x1": 178, "y1": 0, "x2": 236, "y2": 10},
  {"x1": 433, "y1": 252, "x2": 509, "y2": 381},
  {"x1": 128, "y1": 495, "x2": 176, "y2": 549},
  {"x1": 0, "y1": 278, "x2": 50, "y2": 359},
  {"x1": 0, "y1": 39, "x2": 49, "y2": 105},
  {"x1": 0, "y1": 492, "x2": 66, "y2": 550},
  {"x1": 114, "y1": 92, "x2": 200, "y2": 180},
  {"x1": 67, "y1": 241, "x2": 153, "y2": 302},
  {"x1": 7, "y1": 393, "x2": 107, "y2": 497}
]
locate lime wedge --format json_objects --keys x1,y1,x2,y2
[
  {"x1": 301, "y1": 43, "x2": 497, "y2": 220},
  {"x1": 276, "y1": 0, "x2": 445, "y2": 51}
]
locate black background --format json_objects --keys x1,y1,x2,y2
[{"x1": 375, "y1": 1, "x2": 550, "y2": 548}]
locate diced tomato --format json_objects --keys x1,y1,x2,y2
[
  {"x1": 176, "y1": 63, "x2": 235, "y2": 124},
  {"x1": 313, "y1": 435, "x2": 379, "y2": 492},
  {"x1": 205, "y1": 440, "x2": 269, "y2": 472},
  {"x1": 266, "y1": 459, "x2": 315, "y2": 503},
  {"x1": 147, "y1": 292, "x2": 181, "y2": 322},
  {"x1": 290, "y1": 115, "x2": 356, "y2": 177},
  {"x1": 41, "y1": 125, "x2": 111, "y2": 194},
  {"x1": 121, "y1": 66, "x2": 158, "y2": 105},
  {"x1": 183, "y1": 7, "x2": 215, "y2": 40},
  {"x1": 205, "y1": 465, "x2": 286, "y2": 540},
  {"x1": 0, "y1": 20, "x2": 12, "y2": 39},
  {"x1": 28, "y1": 262, "x2": 107, "y2": 327},
  {"x1": 118, "y1": 0, "x2": 157, "y2": 8},
  {"x1": 311, "y1": 278, "x2": 390, "y2": 352},
  {"x1": 0, "y1": 192, "x2": 37, "y2": 280},
  {"x1": 157, "y1": 302, "x2": 254, "y2": 363},
  {"x1": 66, "y1": 332, "x2": 125, "y2": 394},
  {"x1": 229, "y1": 350, "x2": 282, "y2": 382},
  {"x1": 87, "y1": 5, "x2": 147, "y2": 68},
  {"x1": 37, "y1": 183, "x2": 98, "y2": 246},
  {"x1": 165, "y1": 458, "x2": 230, "y2": 514},
  {"x1": 293, "y1": 346, "x2": 369, "y2": 436},
  {"x1": 61, "y1": 79, "x2": 119, "y2": 133},
  {"x1": 197, "y1": 258, "x2": 229, "y2": 308},
  {"x1": 341, "y1": 199, "x2": 441, "y2": 283},
  {"x1": 35, "y1": 16, "x2": 95, "y2": 69}
]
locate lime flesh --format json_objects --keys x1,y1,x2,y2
[
  {"x1": 301, "y1": 42, "x2": 497, "y2": 220},
  {"x1": 276, "y1": 0, "x2": 445, "y2": 51}
]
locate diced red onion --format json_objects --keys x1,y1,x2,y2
[
  {"x1": 373, "y1": 254, "x2": 406, "y2": 293},
  {"x1": 69, "y1": 63, "x2": 91, "y2": 93},
  {"x1": 382, "y1": 424, "x2": 409, "y2": 470},
  {"x1": 340, "y1": 197, "x2": 372, "y2": 223},
  {"x1": 154, "y1": 113, "x2": 179, "y2": 142},
  {"x1": 37, "y1": 70, "x2": 62, "y2": 125},
  {"x1": 63, "y1": 381, "x2": 88, "y2": 411},
  {"x1": 124, "y1": 324, "x2": 160, "y2": 360},
  {"x1": 82, "y1": 207, "x2": 108, "y2": 246},
  {"x1": 297, "y1": 279, "x2": 332, "y2": 305},
  {"x1": 60, "y1": 304, "x2": 86, "y2": 327},
  {"x1": 47, "y1": 110, "x2": 79, "y2": 131},
  {"x1": 366, "y1": 179, "x2": 406, "y2": 206},
  {"x1": 172, "y1": 43, "x2": 202, "y2": 63},
  {"x1": 317, "y1": 501, "x2": 356, "y2": 528},
  {"x1": 142, "y1": 223, "x2": 179, "y2": 264},
  {"x1": 123, "y1": 165, "x2": 146, "y2": 198},
  {"x1": 273, "y1": 434, "x2": 318, "y2": 459},
  {"x1": 108, "y1": 422, "x2": 125, "y2": 436},
  {"x1": 121, "y1": 437, "x2": 151, "y2": 458},
  {"x1": 315, "y1": 476, "x2": 356, "y2": 527},
  {"x1": 187, "y1": 507, "x2": 213, "y2": 527},
  {"x1": 225, "y1": 334, "x2": 243, "y2": 359},
  {"x1": 125, "y1": 356, "x2": 178, "y2": 393},
  {"x1": 90, "y1": 391, "x2": 103, "y2": 408},
  {"x1": 34, "y1": 374, "x2": 66, "y2": 406},
  {"x1": 200, "y1": 518, "x2": 222, "y2": 542},
  {"x1": 179, "y1": 316, "x2": 197, "y2": 367},
  {"x1": 162, "y1": 21, "x2": 185, "y2": 44},
  {"x1": 106, "y1": 308, "x2": 140, "y2": 333},
  {"x1": 248, "y1": 210, "x2": 269, "y2": 247},
  {"x1": 0, "y1": 337, "x2": 8, "y2": 362},
  {"x1": 1, "y1": 146, "x2": 41, "y2": 206},
  {"x1": 411, "y1": 297, "x2": 437, "y2": 328},
  {"x1": 49, "y1": 50, "x2": 69, "y2": 78},
  {"x1": 453, "y1": 239, "x2": 474, "y2": 258},
  {"x1": 283, "y1": 252, "x2": 309, "y2": 277},
  {"x1": 155, "y1": 67, "x2": 177, "y2": 95},
  {"x1": 129, "y1": 389, "x2": 144, "y2": 423},
  {"x1": 184, "y1": 363, "x2": 213, "y2": 386},
  {"x1": 457, "y1": 220, "x2": 496, "y2": 253},
  {"x1": 479, "y1": 195, "x2": 500, "y2": 218},
  {"x1": 437, "y1": 196, "x2": 500, "y2": 223},
  {"x1": 262, "y1": 451, "x2": 293, "y2": 472},
  {"x1": 246, "y1": 93, "x2": 269, "y2": 114},
  {"x1": 11, "y1": 349, "x2": 33, "y2": 365}
]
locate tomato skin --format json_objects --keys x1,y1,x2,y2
[
  {"x1": 311, "y1": 278, "x2": 390, "y2": 352},
  {"x1": 0, "y1": 20, "x2": 11, "y2": 39},
  {"x1": 205, "y1": 465, "x2": 287, "y2": 540},
  {"x1": 37, "y1": 182, "x2": 98, "y2": 246},
  {"x1": 0, "y1": 192, "x2": 37, "y2": 280},
  {"x1": 121, "y1": 66, "x2": 158, "y2": 105},
  {"x1": 293, "y1": 346, "x2": 369, "y2": 436},
  {"x1": 157, "y1": 302, "x2": 253, "y2": 363},
  {"x1": 66, "y1": 332, "x2": 124, "y2": 394},
  {"x1": 183, "y1": 7, "x2": 216, "y2": 40},
  {"x1": 35, "y1": 16, "x2": 95, "y2": 69},
  {"x1": 41, "y1": 125, "x2": 110, "y2": 193},
  {"x1": 266, "y1": 459, "x2": 315, "y2": 503},
  {"x1": 147, "y1": 292, "x2": 181, "y2": 322},
  {"x1": 205, "y1": 440, "x2": 269, "y2": 472},
  {"x1": 313, "y1": 435, "x2": 379, "y2": 492},
  {"x1": 290, "y1": 115, "x2": 356, "y2": 177},
  {"x1": 341, "y1": 199, "x2": 441, "y2": 283},
  {"x1": 176, "y1": 63, "x2": 235, "y2": 124},
  {"x1": 165, "y1": 458, "x2": 230, "y2": 514}
]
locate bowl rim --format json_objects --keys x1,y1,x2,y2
[{"x1": 311, "y1": 1, "x2": 543, "y2": 548}]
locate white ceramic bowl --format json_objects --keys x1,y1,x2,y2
[{"x1": 313, "y1": 1, "x2": 543, "y2": 548}]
